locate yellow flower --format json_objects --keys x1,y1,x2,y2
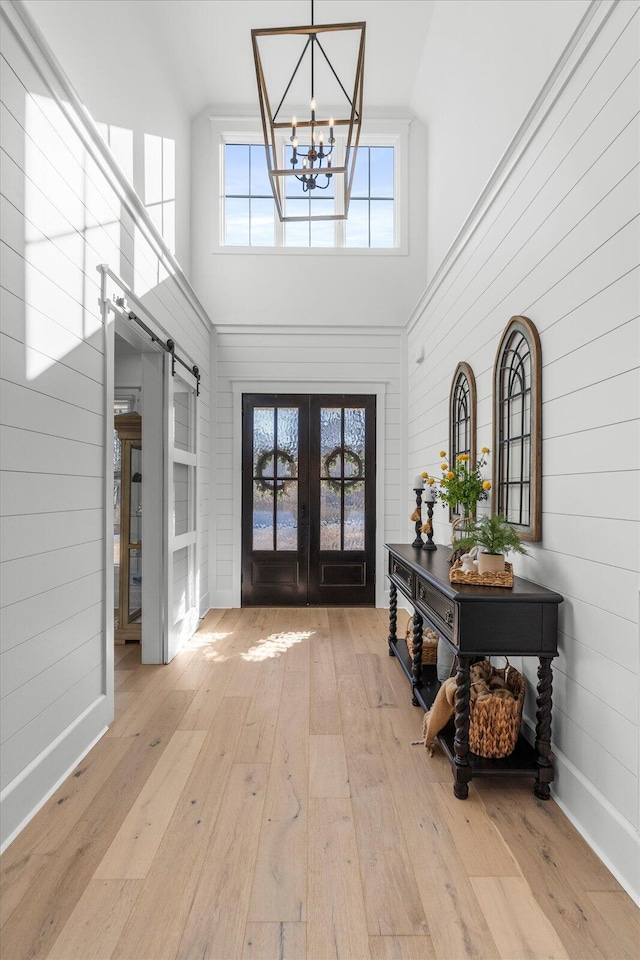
[
  {"x1": 456, "y1": 453, "x2": 469, "y2": 461},
  {"x1": 427, "y1": 477, "x2": 435, "y2": 485},
  {"x1": 483, "y1": 480, "x2": 491, "y2": 490},
  {"x1": 439, "y1": 450, "x2": 447, "y2": 459},
  {"x1": 446, "y1": 471, "x2": 455, "y2": 480},
  {"x1": 421, "y1": 471, "x2": 428, "y2": 478},
  {"x1": 481, "y1": 446, "x2": 490, "y2": 454},
  {"x1": 441, "y1": 463, "x2": 448, "y2": 471}
]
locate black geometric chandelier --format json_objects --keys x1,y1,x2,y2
[{"x1": 252, "y1": 1, "x2": 365, "y2": 222}]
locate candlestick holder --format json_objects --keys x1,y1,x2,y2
[
  {"x1": 412, "y1": 487, "x2": 424, "y2": 548},
  {"x1": 422, "y1": 497, "x2": 437, "y2": 550}
]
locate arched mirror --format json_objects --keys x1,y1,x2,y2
[
  {"x1": 449, "y1": 362, "x2": 477, "y2": 519},
  {"x1": 492, "y1": 315, "x2": 542, "y2": 541}
]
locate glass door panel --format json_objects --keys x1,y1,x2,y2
[
  {"x1": 129, "y1": 547, "x2": 142, "y2": 620},
  {"x1": 251, "y1": 406, "x2": 300, "y2": 552},
  {"x1": 318, "y1": 406, "x2": 366, "y2": 552},
  {"x1": 173, "y1": 461, "x2": 195, "y2": 537},
  {"x1": 130, "y1": 447, "x2": 142, "y2": 544},
  {"x1": 114, "y1": 413, "x2": 142, "y2": 641},
  {"x1": 173, "y1": 381, "x2": 196, "y2": 453}
]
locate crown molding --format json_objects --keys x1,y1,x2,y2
[
  {"x1": 2, "y1": 0, "x2": 212, "y2": 333},
  {"x1": 406, "y1": 0, "x2": 617, "y2": 334},
  {"x1": 214, "y1": 323, "x2": 403, "y2": 337}
]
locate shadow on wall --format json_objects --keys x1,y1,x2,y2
[{"x1": 0, "y1": 75, "x2": 182, "y2": 796}]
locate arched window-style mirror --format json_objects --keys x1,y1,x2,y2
[
  {"x1": 449, "y1": 361, "x2": 477, "y2": 518},
  {"x1": 492, "y1": 315, "x2": 542, "y2": 541}
]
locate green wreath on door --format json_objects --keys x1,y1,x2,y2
[
  {"x1": 323, "y1": 446, "x2": 364, "y2": 493},
  {"x1": 254, "y1": 448, "x2": 296, "y2": 497}
]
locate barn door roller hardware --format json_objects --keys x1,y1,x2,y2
[{"x1": 126, "y1": 309, "x2": 200, "y2": 396}]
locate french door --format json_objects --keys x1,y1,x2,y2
[
  {"x1": 242, "y1": 394, "x2": 376, "y2": 606},
  {"x1": 164, "y1": 363, "x2": 199, "y2": 661}
]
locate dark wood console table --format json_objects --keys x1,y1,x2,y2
[{"x1": 386, "y1": 543, "x2": 563, "y2": 800}]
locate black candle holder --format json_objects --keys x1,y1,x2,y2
[
  {"x1": 422, "y1": 496, "x2": 437, "y2": 550},
  {"x1": 412, "y1": 487, "x2": 424, "y2": 547}
]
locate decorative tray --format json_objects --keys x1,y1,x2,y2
[{"x1": 449, "y1": 560, "x2": 514, "y2": 588}]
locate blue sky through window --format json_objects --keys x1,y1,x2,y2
[
  {"x1": 224, "y1": 144, "x2": 274, "y2": 246},
  {"x1": 223, "y1": 142, "x2": 394, "y2": 248}
]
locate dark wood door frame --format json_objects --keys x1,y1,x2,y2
[
  {"x1": 241, "y1": 393, "x2": 376, "y2": 606},
  {"x1": 308, "y1": 395, "x2": 376, "y2": 606},
  {"x1": 241, "y1": 394, "x2": 310, "y2": 606}
]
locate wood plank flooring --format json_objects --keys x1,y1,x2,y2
[{"x1": 1, "y1": 608, "x2": 638, "y2": 960}]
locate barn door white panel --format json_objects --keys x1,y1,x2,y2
[{"x1": 164, "y1": 361, "x2": 199, "y2": 663}]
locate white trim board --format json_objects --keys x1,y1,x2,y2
[
  {"x1": 521, "y1": 717, "x2": 640, "y2": 904},
  {"x1": 0, "y1": 697, "x2": 108, "y2": 851},
  {"x1": 3, "y1": 0, "x2": 211, "y2": 334},
  {"x1": 224, "y1": 379, "x2": 388, "y2": 609},
  {"x1": 406, "y1": 0, "x2": 616, "y2": 333},
  {"x1": 214, "y1": 324, "x2": 403, "y2": 337}
]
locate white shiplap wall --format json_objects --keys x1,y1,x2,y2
[
  {"x1": 0, "y1": 2, "x2": 210, "y2": 847},
  {"x1": 211, "y1": 325, "x2": 404, "y2": 609},
  {"x1": 407, "y1": 0, "x2": 640, "y2": 897}
]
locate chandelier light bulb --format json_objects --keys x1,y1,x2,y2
[{"x1": 310, "y1": 97, "x2": 317, "y2": 113}]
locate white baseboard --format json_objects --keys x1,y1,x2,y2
[
  {"x1": 199, "y1": 591, "x2": 211, "y2": 618},
  {"x1": 0, "y1": 695, "x2": 109, "y2": 852},
  {"x1": 521, "y1": 717, "x2": 640, "y2": 905}
]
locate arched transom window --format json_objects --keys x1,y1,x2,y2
[
  {"x1": 493, "y1": 316, "x2": 542, "y2": 541},
  {"x1": 449, "y1": 362, "x2": 476, "y2": 518}
]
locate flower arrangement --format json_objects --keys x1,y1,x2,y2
[{"x1": 423, "y1": 446, "x2": 491, "y2": 516}]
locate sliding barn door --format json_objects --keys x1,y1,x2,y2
[
  {"x1": 164, "y1": 363, "x2": 199, "y2": 661},
  {"x1": 242, "y1": 394, "x2": 375, "y2": 606}
]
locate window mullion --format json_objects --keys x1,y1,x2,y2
[{"x1": 275, "y1": 137, "x2": 284, "y2": 245}]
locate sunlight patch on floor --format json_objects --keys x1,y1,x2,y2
[
  {"x1": 241, "y1": 630, "x2": 314, "y2": 662},
  {"x1": 188, "y1": 631, "x2": 232, "y2": 653}
]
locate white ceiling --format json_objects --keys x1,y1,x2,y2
[{"x1": 136, "y1": 0, "x2": 435, "y2": 116}]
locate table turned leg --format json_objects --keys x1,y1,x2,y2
[
  {"x1": 534, "y1": 656, "x2": 554, "y2": 800},
  {"x1": 453, "y1": 655, "x2": 473, "y2": 799},
  {"x1": 388, "y1": 581, "x2": 397, "y2": 657},
  {"x1": 410, "y1": 610, "x2": 423, "y2": 705}
]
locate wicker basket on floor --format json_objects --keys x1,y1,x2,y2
[
  {"x1": 405, "y1": 621, "x2": 438, "y2": 665},
  {"x1": 469, "y1": 662, "x2": 525, "y2": 759}
]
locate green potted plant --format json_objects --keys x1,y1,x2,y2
[{"x1": 454, "y1": 514, "x2": 528, "y2": 574}]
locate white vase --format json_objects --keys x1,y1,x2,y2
[{"x1": 478, "y1": 552, "x2": 505, "y2": 575}]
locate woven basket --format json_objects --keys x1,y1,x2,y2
[
  {"x1": 450, "y1": 560, "x2": 514, "y2": 588},
  {"x1": 469, "y1": 662, "x2": 525, "y2": 759},
  {"x1": 405, "y1": 621, "x2": 438, "y2": 665}
]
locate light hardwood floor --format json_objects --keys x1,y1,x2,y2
[{"x1": 1, "y1": 608, "x2": 638, "y2": 960}]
